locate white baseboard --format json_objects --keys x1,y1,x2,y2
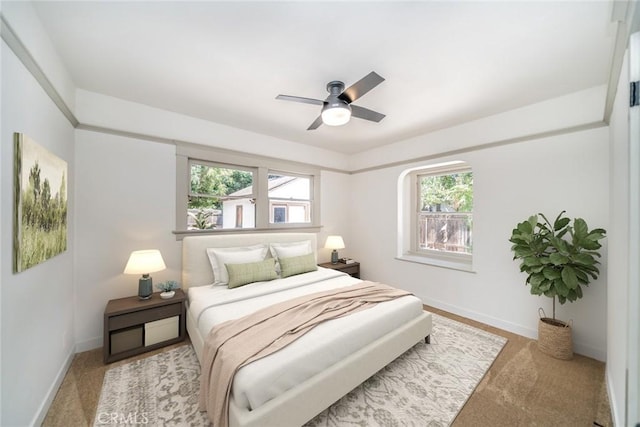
[
  {"x1": 423, "y1": 296, "x2": 537, "y2": 336},
  {"x1": 422, "y1": 296, "x2": 606, "y2": 361},
  {"x1": 75, "y1": 336, "x2": 102, "y2": 353},
  {"x1": 606, "y1": 366, "x2": 622, "y2": 427},
  {"x1": 30, "y1": 344, "x2": 75, "y2": 427}
]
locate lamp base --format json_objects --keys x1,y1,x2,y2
[
  {"x1": 331, "y1": 249, "x2": 339, "y2": 264},
  {"x1": 138, "y1": 275, "x2": 153, "y2": 300}
]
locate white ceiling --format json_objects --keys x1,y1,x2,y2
[{"x1": 32, "y1": 1, "x2": 616, "y2": 154}]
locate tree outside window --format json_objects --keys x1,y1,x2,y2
[
  {"x1": 418, "y1": 171, "x2": 473, "y2": 254},
  {"x1": 188, "y1": 162, "x2": 254, "y2": 229}
]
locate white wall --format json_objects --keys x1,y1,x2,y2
[
  {"x1": 607, "y1": 48, "x2": 630, "y2": 426},
  {"x1": 349, "y1": 116, "x2": 609, "y2": 361},
  {"x1": 73, "y1": 129, "x2": 352, "y2": 351},
  {"x1": 74, "y1": 130, "x2": 181, "y2": 350},
  {"x1": 1, "y1": 42, "x2": 75, "y2": 427}
]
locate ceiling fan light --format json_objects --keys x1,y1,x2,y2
[{"x1": 321, "y1": 103, "x2": 351, "y2": 126}]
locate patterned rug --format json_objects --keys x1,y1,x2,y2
[{"x1": 94, "y1": 314, "x2": 507, "y2": 426}]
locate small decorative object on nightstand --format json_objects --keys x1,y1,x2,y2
[
  {"x1": 324, "y1": 235, "x2": 345, "y2": 264},
  {"x1": 157, "y1": 280, "x2": 179, "y2": 299},
  {"x1": 319, "y1": 261, "x2": 360, "y2": 279},
  {"x1": 123, "y1": 249, "x2": 166, "y2": 300}
]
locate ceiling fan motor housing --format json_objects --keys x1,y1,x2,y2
[{"x1": 326, "y1": 81, "x2": 346, "y2": 95}]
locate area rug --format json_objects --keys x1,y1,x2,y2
[{"x1": 94, "y1": 314, "x2": 507, "y2": 426}]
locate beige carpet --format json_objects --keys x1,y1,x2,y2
[
  {"x1": 431, "y1": 307, "x2": 613, "y2": 427},
  {"x1": 43, "y1": 307, "x2": 613, "y2": 426}
]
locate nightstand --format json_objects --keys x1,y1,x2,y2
[
  {"x1": 319, "y1": 261, "x2": 360, "y2": 279},
  {"x1": 103, "y1": 289, "x2": 186, "y2": 363}
]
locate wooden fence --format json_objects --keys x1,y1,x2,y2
[{"x1": 418, "y1": 212, "x2": 472, "y2": 253}]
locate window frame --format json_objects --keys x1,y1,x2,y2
[
  {"x1": 175, "y1": 143, "x2": 321, "y2": 238},
  {"x1": 398, "y1": 161, "x2": 474, "y2": 272}
]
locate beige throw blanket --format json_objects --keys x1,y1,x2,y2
[{"x1": 198, "y1": 281, "x2": 412, "y2": 427}]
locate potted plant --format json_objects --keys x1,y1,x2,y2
[
  {"x1": 156, "y1": 280, "x2": 179, "y2": 299},
  {"x1": 509, "y1": 211, "x2": 606, "y2": 359}
]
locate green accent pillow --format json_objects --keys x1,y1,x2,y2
[
  {"x1": 279, "y1": 253, "x2": 318, "y2": 278},
  {"x1": 225, "y1": 258, "x2": 278, "y2": 289}
]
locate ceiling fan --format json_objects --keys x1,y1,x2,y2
[{"x1": 276, "y1": 71, "x2": 386, "y2": 130}]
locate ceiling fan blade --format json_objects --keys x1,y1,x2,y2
[
  {"x1": 350, "y1": 105, "x2": 385, "y2": 123},
  {"x1": 307, "y1": 115, "x2": 323, "y2": 130},
  {"x1": 276, "y1": 95, "x2": 324, "y2": 106},
  {"x1": 338, "y1": 71, "x2": 385, "y2": 103}
]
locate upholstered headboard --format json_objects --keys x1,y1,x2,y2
[{"x1": 181, "y1": 233, "x2": 318, "y2": 289}]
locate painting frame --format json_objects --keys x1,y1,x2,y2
[{"x1": 13, "y1": 133, "x2": 68, "y2": 273}]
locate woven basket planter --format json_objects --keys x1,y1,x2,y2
[{"x1": 538, "y1": 317, "x2": 573, "y2": 360}]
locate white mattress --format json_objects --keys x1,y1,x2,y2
[{"x1": 188, "y1": 267, "x2": 424, "y2": 411}]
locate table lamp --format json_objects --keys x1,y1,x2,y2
[
  {"x1": 124, "y1": 249, "x2": 166, "y2": 300},
  {"x1": 324, "y1": 235, "x2": 345, "y2": 264}
]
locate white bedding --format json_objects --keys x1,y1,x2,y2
[{"x1": 188, "y1": 267, "x2": 424, "y2": 412}]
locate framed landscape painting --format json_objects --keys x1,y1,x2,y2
[{"x1": 13, "y1": 133, "x2": 68, "y2": 273}]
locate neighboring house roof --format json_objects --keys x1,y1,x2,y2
[{"x1": 227, "y1": 175, "x2": 298, "y2": 197}]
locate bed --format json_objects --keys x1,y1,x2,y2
[{"x1": 182, "y1": 232, "x2": 432, "y2": 427}]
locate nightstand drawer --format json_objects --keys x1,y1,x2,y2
[
  {"x1": 109, "y1": 303, "x2": 182, "y2": 331},
  {"x1": 340, "y1": 265, "x2": 360, "y2": 276}
]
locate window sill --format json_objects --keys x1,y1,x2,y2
[
  {"x1": 396, "y1": 253, "x2": 475, "y2": 273},
  {"x1": 173, "y1": 225, "x2": 323, "y2": 240}
]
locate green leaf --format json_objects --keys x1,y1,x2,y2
[
  {"x1": 529, "y1": 273, "x2": 546, "y2": 288},
  {"x1": 523, "y1": 257, "x2": 542, "y2": 267},
  {"x1": 554, "y1": 216, "x2": 570, "y2": 231},
  {"x1": 574, "y1": 218, "x2": 588, "y2": 240},
  {"x1": 513, "y1": 246, "x2": 535, "y2": 258},
  {"x1": 517, "y1": 220, "x2": 533, "y2": 235},
  {"x1": 572, "y1": 253, "x2": 595, "y2": 266},
  {"x1": 542, "y1": 267, "x2": 561, "y2": 280},
  {"x1": 549, "y1": 253, "x2": 569, "y2": 265},
  {"x1": 582, "y1": 240, "x2": 602, "y2": 250},
  {"x1": 548, "y1": 236, "x2": 569, "y2": 254},
  {"x1": 589, "y1": 228, "x2": 607, "y2": 239},
  {"x1": 538, "y1": 280, "x2": 552, "y2": 292},
  {"x1": 575, "y1": 269, "x2": 589, "y2": 284},
  {"x1": 555, "y1": 279, "x2": 570, "y2": 297},
  {"x1": 561, "y1": 266, "x2": 578, "y2": 290}
]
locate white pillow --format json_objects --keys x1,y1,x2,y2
[
  {"x1": 270, "y1": 240, "x2": 314, "y2": 273},
  {"x1": 269, "y1": 240, "x2": 313, "y2": 260},
  {"x1": 206, "y1": 244, "x2": 268, "y2": 286}
]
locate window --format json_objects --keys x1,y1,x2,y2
[
  {"x1": 268, "y1": 172, "x2": 311, "y2": 224},
  {"x1": 398, "y1": 161, "x2": 473, "y2": 271},
  {"x1": 417, "y1": 171, "x2": 473, "y2": 255},
  {"x1": 175, "y1": 143, "x2": 321, "y2": 236},
  {"x1": 188, "y1": 161, "x2": 255, "y2": 230}
]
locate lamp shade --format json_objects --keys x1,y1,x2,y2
[
  {"x1": 321, "y1": 102, "x2": 351, "y2": 126},
  {"x1": 324, "y1": 235, "x2": 345, "y2": 250},
  {"x1": 124, "y1": 250, "x2": 166, "y2": 275}
]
